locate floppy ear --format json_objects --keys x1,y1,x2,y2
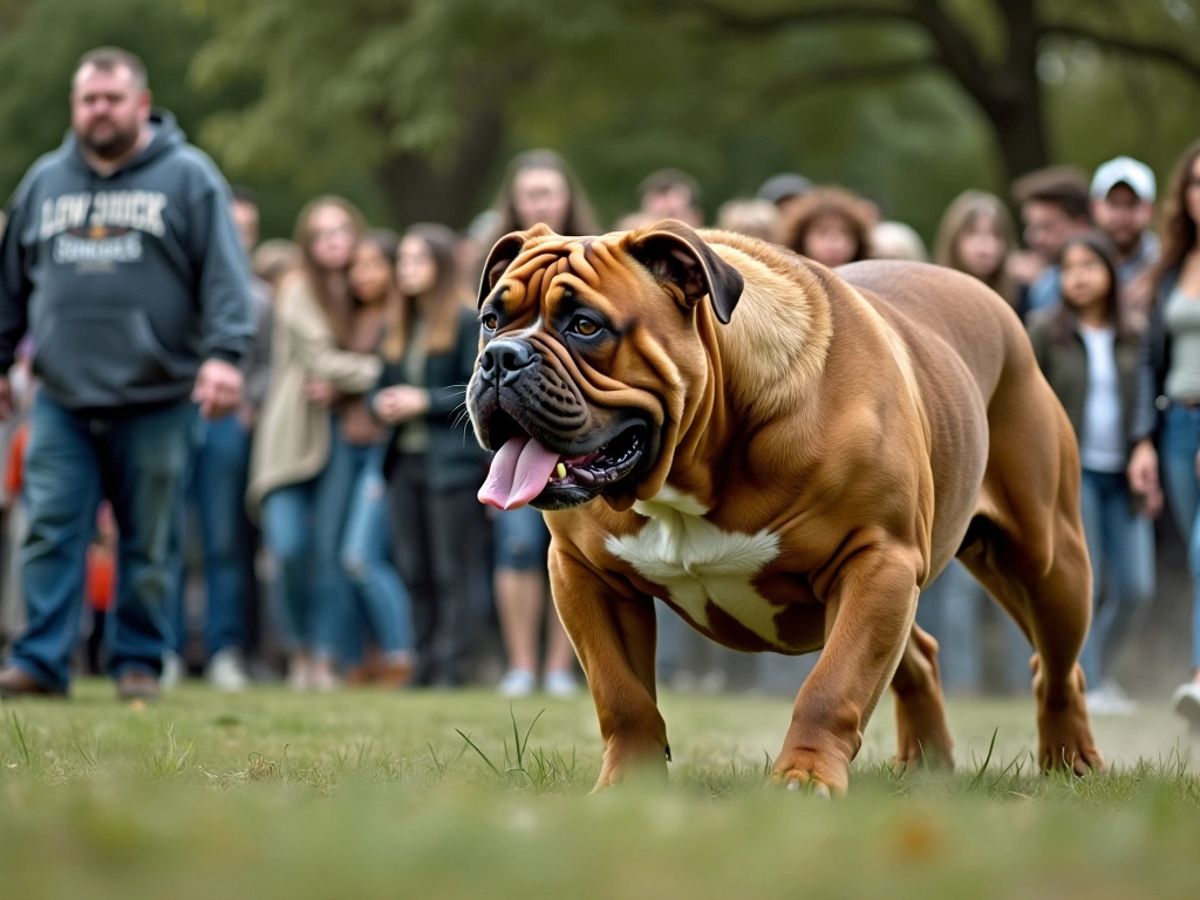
[
  {"x1": 477, "y1": 231, "x2": 527, "y2": 309},
  {"x1": 626, "y1": 219, "x2": 744, "y2": 324}
]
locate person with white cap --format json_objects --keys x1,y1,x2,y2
[{"x1": 1091, "y1": 156, "x2": 1161, "y2": 325}]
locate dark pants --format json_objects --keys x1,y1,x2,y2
[
  {"x1": 10, "y1": 393, "x2": 191, "y2": 691},
  {"x1": 387, "y1": 454, "x2": 490, "y2": 686}
]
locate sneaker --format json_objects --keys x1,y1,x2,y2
[
  {"x1": 497, "y1": 668, "x2": 536, "y2": 698},
  {"x1": 1171, "y1": 681, "x2": 1200, "y2": 730},
  {"x1": 160, "y1": 651, "x2": 184, "y2": 691},
  {"x1": 543, "y1": 669, "x2": 579, "y2": 698},
  {"x1": 206, "y1": 648, "x2": 249, "y2": 693},
  {"x1": 1086, "y1": 680, "x2": 1136, "y2": 716}
]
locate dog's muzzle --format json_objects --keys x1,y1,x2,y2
[{"x1": 477, "y1": 338, "x2": 537, "y2": 388}]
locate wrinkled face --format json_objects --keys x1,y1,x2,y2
[{"x1": 467, "y1": 222, "x2": 742, "y2": 512}]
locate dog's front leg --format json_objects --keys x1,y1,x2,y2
[
  {"x1": 549, "y1": 547, "x2": 667, "y2": 790},
  {"x1": 772, "y1": 546, "x2": 919, "y2": 795}
]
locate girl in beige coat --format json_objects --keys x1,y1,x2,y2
[{"x1": 248, "y1": 197, "x2": 380, "y2": 690}]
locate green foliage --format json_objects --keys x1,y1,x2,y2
[{"x1": 3, "y1": 0, "x2": 1200, "y2": 241}]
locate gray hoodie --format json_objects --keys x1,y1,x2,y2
[{"x1": 0, "y1": 110, "x2": 253, "y2": 411}]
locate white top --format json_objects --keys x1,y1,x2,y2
[
  {"x1": 1165, "y1": 287, "x2": 1200, "y2": 402},
  {"x1": 1078, "y1": 324, "x2": 1125, "y2": 473}
]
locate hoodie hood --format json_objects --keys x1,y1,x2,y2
[{"x1": 65, "y1": 109, "x2": 186, "y2": 176}]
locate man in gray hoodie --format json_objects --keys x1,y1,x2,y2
[{"x1": 0, "y1": 46, "x2": 252, "y2": 700}]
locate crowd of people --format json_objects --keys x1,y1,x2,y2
[{"x1": 1, "y1": 47, "x2": 1199, "y2": 729}]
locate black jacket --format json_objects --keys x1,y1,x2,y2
[
  {"x1": 377, "y1": 307, "x2": 487, "y2": 492},
  {"x1": 1131, "y1": 267, "x2": 1181, "y2": 444}
]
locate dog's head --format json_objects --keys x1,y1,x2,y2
[{"x1": 467, "y1": 219, "x2": 744, "y2": 512}]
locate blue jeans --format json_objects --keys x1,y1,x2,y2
[
  {"x1": 917, "y1": 561, "x2": 986, "y2": 695},
  {"x1": 1160, "y1": 403, "x2": 1200, "y2": 669},
  {"x1": 1077, "y1": 468, "x2": 1155, "y2": 685},
  {"x1": 10, "y1": 393, "x2": 191, "y2": 691},
  {"x1": 494, "y1": 505, "x2": 550, "y2": 571},
  {"x1": 171, "y1": 410, "x2": 251, "y2": 660},
  {"x1": 260, "y1": 420, "x2": 355, "y2": 657},
  {"x1": 340, "y1": 447, "x2": 412, "y2": 662},
  {"x1": 917, "y1": 561, "x2": 1030, "y2": 695}
]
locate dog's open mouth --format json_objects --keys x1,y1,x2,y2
[{"x1": 478, "y1": 420, "x2": 648, "y2": 511}]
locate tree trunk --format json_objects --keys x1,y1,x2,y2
[
  {"x1": 987, "y1": 0, "x2": 1050, "y2": 182},
  {"x1": 375, "y1": 104, "x2": 506, "y2": 230}
]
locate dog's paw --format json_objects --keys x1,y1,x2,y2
[
  {"x1": 769, "y1": 746, "x2": 848, "y2": 796},
  {"x1": 591, "y1": 735, "x2": 670, "y2": 791}
]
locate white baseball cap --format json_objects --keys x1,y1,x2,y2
[{"x1": 1091, "y1": 156, "x2": 1156, "y2": 202}]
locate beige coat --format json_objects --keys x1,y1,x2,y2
[{"x1": 247, "y1": 274, "x2": 381, "y2": 514}]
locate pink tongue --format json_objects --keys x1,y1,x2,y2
[{"x1": 478, "y1": 436, "x2": 562, "y2": 510}]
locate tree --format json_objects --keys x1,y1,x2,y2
[{"x1": 654, "y1": 0, "x2": 1200, "y2": 184}]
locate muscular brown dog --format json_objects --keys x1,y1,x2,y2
[{"x1": 467, "y1": 220, "x2": 1104, "y2": 794}]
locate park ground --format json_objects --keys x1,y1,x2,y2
[{"x1": 1, "y1": 681, "x2": 1198, "y2": 899}]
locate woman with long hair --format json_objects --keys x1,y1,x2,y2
[
  {"x1": 374, "y1": 224, "x2": 490, "y2": 687},
  {"x1": 933, "y1": 190, "x2": 1020, "y2": 313},
  {"x1": 488, "y1": 149, "x2": 600, "y2": 241},
  {"x1": 248, "y1": 196, "x2": 381, "y2": 690},
  {"x1": 1128, "y1": 138, "x2": 1200, "y2": 726},
  {"x1": 1029, "y1": 231, "x2": 1154, "y2": 715},
  {"x1": 338, "y1": 230, "x2": 415, "y2": 686}
]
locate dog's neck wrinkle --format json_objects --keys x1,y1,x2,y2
[{"x1": 669, "y1": 309, "x2": 731, "y2": 510}]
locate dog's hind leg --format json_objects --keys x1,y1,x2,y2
[
  {"x1": 889, "y1": 622, "x2": 954, "y2": 772},
  {"x1": 957, "y1": 398, "x2": 1105, "y2": 775}
]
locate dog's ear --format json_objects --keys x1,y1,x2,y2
[
  {"x1": 626, "y1": 220, "x2": 744, "y2": 324},
  {"x1": 477, "y1": 231, "x2": 527, "y2": 309}
]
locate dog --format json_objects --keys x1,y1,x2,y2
[{"x1": 467, "y1": 220, "x2": 1104, "y2": 794}]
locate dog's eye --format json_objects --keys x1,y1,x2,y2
[
  {"x1": 570, "y1": 316, "x2": 601, "y2": 337},
  {"x1": 481, "y1": 312, "x2": 499, "y2": 331}
]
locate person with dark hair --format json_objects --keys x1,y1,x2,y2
[
  {"x1": 1011, "y1": 166, "x2": 1092, "y2": 314},
  {"x1": 1028, "y1": 231, "x2": 1154, "y2": 715},
  {"x1": 0, "y1": 46, "x2": 252, "y2": 700},
  {"x1": 756, "y1": 172, "x2": 812, "y2": 218},
  {"x1": 337, "y1": 229, "x2": 413, "y2": 687},
  {"x1": 782, "y1": 186, "x2": 873, "y2": 268},
  {"x1": 374, "y1": 224, "x2": 489, "y2": 687},
  {"x1": 637, "y1": 168, "x2": 704, "y2": 228},
  {"x1": 247, "y1": 196, "x2": 379, "y2": 691},
  {"x1": 1127, "y1": 138, "x2": 1200, "y2": 726}
]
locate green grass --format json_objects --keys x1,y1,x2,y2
[{"x1": 1, "y1": 681, "x2": 1198, "y2": 899}]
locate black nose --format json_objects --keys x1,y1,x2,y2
[{"x1": 479, "y1": 338, "x2": 537, "y2": 385}]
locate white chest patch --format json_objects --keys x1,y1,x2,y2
[{"x1": 604, "y1": 487, "x2": 782, "y2": 642}]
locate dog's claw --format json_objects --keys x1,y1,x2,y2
[{"x1": 784, "y1": 777, "x2": 831, "y2": 798}]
